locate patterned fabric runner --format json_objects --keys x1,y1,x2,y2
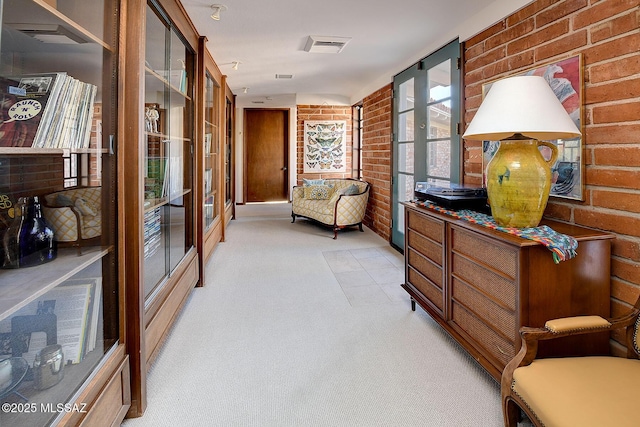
[{"x1": 414, "y1": 201, "x2": 577, "y2": 263}]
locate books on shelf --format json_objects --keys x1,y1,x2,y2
[
  {"x1": 143, "y1": 207, "x2": 162, "y2": 259},
  {"x1": 0, "y1": 72, "x2": 97, "y2": 149}
]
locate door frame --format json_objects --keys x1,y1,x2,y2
[
  {"x1": 391, "y1": 39, "x2": 461, "y2": 250},
  {"x1": 242, "y1": 108, "x2": 290, "y2": 203}
]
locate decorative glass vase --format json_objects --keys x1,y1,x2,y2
[
  {"x1": 486, "y1": 139, "x2": 558, "y2": 228},
  {"x1": 2, "y1": 196, "x2": 57, "y2": 268}
]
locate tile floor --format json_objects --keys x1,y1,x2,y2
[{"x1": 322, "y1": 246, "x2": 407, "y2": 307}]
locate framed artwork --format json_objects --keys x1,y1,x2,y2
[
  {"x1": 482, "y1": 54, "x2": 584, "y2": 200},
  {"x1": 303, "y1": 120, "x2": 347, "y2": 173}
]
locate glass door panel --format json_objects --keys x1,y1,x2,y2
[
  {"x1": 143, "y1": 1, "x2": 194, "y2": 301},
  {"x1": 204, "y1": 71, "x2": 220, "y2": 230},
  {"x1": 392, "y1": 39, "x2": 461, "y2": 250},
  {"x1": 0, "y1": 0, "x2": 120, "y2": 424}
]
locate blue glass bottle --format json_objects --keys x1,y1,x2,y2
[{"x1": 2, "y1": 196, "x2": 56, "y2": 268}]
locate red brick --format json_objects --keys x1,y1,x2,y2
[
  {"x1": 584, "y1": 77, "x2": 640, "y2": 104},
  {"x1": 592, "y1": 189, "x2": 640, "y2": 213},
  {"x1": 593, "y1": 146, "x2": 640, "y2": 167},
  {"x1": 612, "y1": 237, "x2": 640, "y2": 262},
  {"x1": 586, "y1": 167, "x2": 640, "y2": 189},
  {"x1": 590, "y1": 10, "x2": 640, "y2": 43},
  {"x1": 589, "y1": 56, "x2": 640, "y2": 84},
  {"x1": 612, "y1": 278, "x2": 640, "y2": 307},
  {"x1": 507, "y1": 20, "x2": 569, "y2": 54},
  {"x1": 583, "y1": 32, "x2": 640, "y2": 64},
  {"x1": 574, "y1": 207, "x2": 640, "y2": 237},
  {"x1": 485, "y1": 18, "x2": 535, "y2": 51},
  {"x1": 573, "y1": 0, "x2": 640, "y2": 30},
  {"x1": 535, "y1": 29, "x2": 588, "y2": 61},
  {"x1": 536, "y1": 0, "x2": 588, "y2": 27},
  {"x1": 506, "y1": 0, "x2": 556, "y2": 27},
  {"x1": 592, "y1": 101, "x2": 640, "y2": 124},
  {"x1": 612, "y1": 257, "x2": 640, "y2": 285}
]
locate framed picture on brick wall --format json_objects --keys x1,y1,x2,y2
[
  {"x1": 482, "y1": 54, "x2": 584, "y2": 201},
  {"x1": 303, "y1": 120, "x2": 347, "y2": 173}
]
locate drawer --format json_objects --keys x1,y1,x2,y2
[
  {"x1": 451, "y1": 277, "x2": 515, "y2": 339},
  {"x1": 407, "y1": 210, "x2": 444, "y2": 243},
  {"x1": 451, "y1": 226, "x2": 518, "y2": 279},
  {"x1": 408, "y1": 229, "x2": 442, "y2": 266},
  {"x1": 408, "y1": 266, "x2": 444, "y2": 312},
  {"x1": 451, "y1": 253, "x2": 516, "y2": 311},
  {"x1": 451, "y1": 302, "x2": 515, "y2": 369},
  {"x1": 407, "y1": 248, "x2": 443, "y2": 289}
]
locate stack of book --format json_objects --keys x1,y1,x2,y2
[
  {"x1": 143, "y1": 207, "x2": 162, "y2": 259},
  {"x1": 0, "y1": 72, "x2": 97, "y2": 149}
]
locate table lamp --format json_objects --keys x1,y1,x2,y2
[{"x1": 463, "y1": 75, "x2": 581, "y2": 228}]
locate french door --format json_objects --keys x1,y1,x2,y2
[{"x1": 391, "y1": 39, "x2": 461, "y2": 249}]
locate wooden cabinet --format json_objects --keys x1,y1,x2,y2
[
  {"x1": 0, "y1": 0, "x2": 129, "y2": 425},
  {"x1": 122, "y1": 0, "x2": 200, "y2": 417},
  {"x1": 195, "y1": 40, "x2": 223, "y2": 285},
  {"x1": 402, "y1": 203, "x2": 614, "y2": 381}
]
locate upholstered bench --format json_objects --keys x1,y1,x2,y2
[{"x1": 291, "y1": 178, "x2": 370, "y2": 239}]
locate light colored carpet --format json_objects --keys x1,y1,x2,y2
[{"x1": 121, "y1": 202, "x2": 508, "y2": 426}]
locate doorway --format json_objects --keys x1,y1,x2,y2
[{"x1": 244, "y1": 109, "x2": 289, "y2": 202}]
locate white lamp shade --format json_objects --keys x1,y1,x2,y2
[{"x1": 463, "y1": 75, "x2": 581, "y2": 141}]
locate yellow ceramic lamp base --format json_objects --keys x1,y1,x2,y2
[{"x1": 486, "y1": 139, "x2": 558, "y2": 228}]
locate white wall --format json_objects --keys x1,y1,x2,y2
[
  {"x1": 234, "y1": 0, "x2": 533, "y2": 204},
  {"x1": 234, "y1": 94, "x2": 352, "y2": 203},
  {"x1": 348, "y1": 0, "x2": 533, "y2": 104}
]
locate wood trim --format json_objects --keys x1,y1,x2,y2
[
  {"x1": 121, "y1": 0, "x2": 147, "y2": 418},
  {"x1": 155, "y1": 0, "x2": 199, "y2": 49},
  {"x1": 58, "y1": 345, "x2": 130, "y2": 426},
  {"x1": 144, "y1": 252, "x2": 199, "y2": 368}
]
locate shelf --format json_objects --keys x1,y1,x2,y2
[
  {"x1": 0, "y1": 246, "x2": 112, "y2": 320},
  {"x1": 145, "y1": 66, "x2": 192, "y2": 101},
  {"x1": 4, "y1": 0, "x2": 115, "y2": 52},
  {"x1": 0, "y1": 147, "x2": 108, "y2": 156},
  {"x1": 144, "y1": 189, "x2": 192, "y2": 212}
]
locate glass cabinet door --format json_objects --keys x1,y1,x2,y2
[
  {"x1": 203, "y1": 71, "x2": 220, "y2": 230},
  {"x1": 143, "y1": 1, "x2": 194, "y2": 302},
  {"x1": 0, "y1": 0, "x2": 120, "y2": 425}
]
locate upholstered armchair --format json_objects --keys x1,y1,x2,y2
[
  {"x1": 501, "y1": 294, "x2": 640, "y2": 427},
  {"x1": 42, "y1": 187, "x2": 102, "y2": 253}
]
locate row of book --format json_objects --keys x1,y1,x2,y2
[
  {"x1": 143, "y1": 207, "x2": 162, "y2": 259},
  {"x1": 0, "y1": 72, "x2": 96, "y2": 149}
]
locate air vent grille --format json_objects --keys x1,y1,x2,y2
[
  {"x1": 304, "y1": 35, "x2": 351, "y2": 54},
  {"x1": 275, "y1": 74, "x2": 293, "y2": 79}
]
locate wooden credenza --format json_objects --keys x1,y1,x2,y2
[{"x1": 402, "y1": 203, "x2": 614, "y2": 381}]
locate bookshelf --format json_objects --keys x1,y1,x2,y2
[
  {"x1": 195, "y1": 42, "x2": 224, "y2": 287},
  {"x1": 0, "y1": 0, "x2": 130, "y2": 426}
]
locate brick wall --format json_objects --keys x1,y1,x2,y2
[
  {"x1": 361, "y1": 85, "x2": 393, "y2": 241},
  {"x1": 296, "y1": 105, "x2": 353, "y2": 184},
  {"x1": 463, "y1": 0, "x2": 640, "y2": 354}
]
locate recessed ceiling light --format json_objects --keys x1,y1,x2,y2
[{"x1": 275, "y1": 74, "x2": 293, "y2": 79}]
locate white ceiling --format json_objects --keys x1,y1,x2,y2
[{"x1": 180, "y1": 0, "x2": 532, "y2": 104}]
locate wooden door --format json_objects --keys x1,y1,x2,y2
[{"x1": 244, "y1": 109, "x2": 289, "y2": 202}]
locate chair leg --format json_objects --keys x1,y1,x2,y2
[
  {"x1": 333, "y1": 227, "x2": 338, "y2": 239},
  {"x1": 291, "y1": 213, "x2": 296, "y2": 223},
  {"x1": 358, "y1": 223, "x2": 364, "y2": 232},
  {"x1": 503, "y1": 398, "x2": 520, "y2": 427}
]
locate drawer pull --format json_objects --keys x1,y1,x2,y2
[{"x1": 497, "y1": 345, "x2": 507, "y2": 355}]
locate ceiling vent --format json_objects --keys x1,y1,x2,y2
[
  {"x1": 7, "y1": 23, "x2": 89, "y2": 44},
  {"x1": 303, "y1": 36, "x2": 351, "y2": 54},
  {"x1": 275, "y1": 74, "x2": 293, "y2": 79}
]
